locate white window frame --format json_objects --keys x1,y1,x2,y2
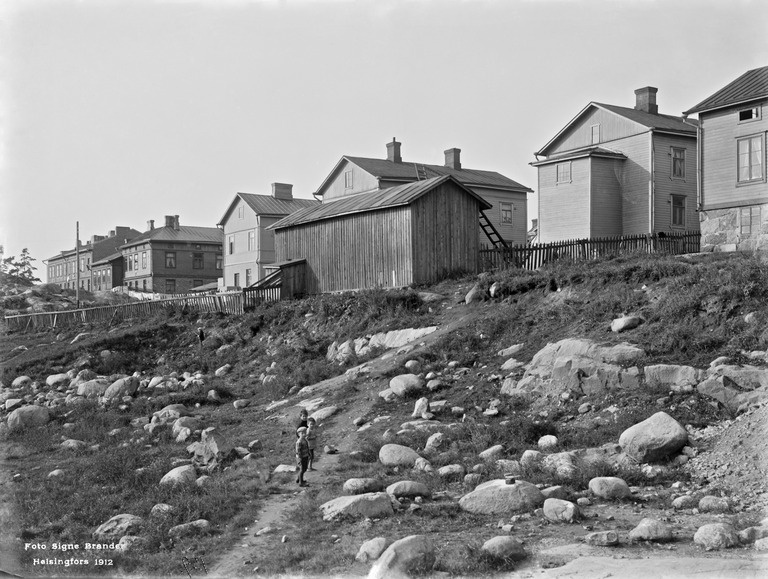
[
  {"x1": 556, "y1": 162, "x2": 572, "y2": 184},
  {"x1": 590, "y1": 124, "x2": 600, "y2": 145},
  {"x1": 670, "y1": 195, "x2": 686, "y2": 228},
  {"x1": 671, "y1": 147, "x2": 686, "y2": 179},
  {"x1": 738, "y1": 106, "x2": 761, "y2": 123},
  {"x1": 737, "y1": 134, "x2": 765, "y2": 184},
  {"x1": 500, "y1": 202, "x2": 513, "y2": 225},
  {"x1": 247, "y1": 229, "x2": 256, "y2": 251}
]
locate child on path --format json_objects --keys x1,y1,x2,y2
[
  {"x1": 295, "y1": 427, "x2": 310, "y2": 487},
  {"x1": 295, "y1": 409, "x2": 308, "y2": 472},
  {"x1": 306, "y1": 417, "x2": 318, "y2": 471}
]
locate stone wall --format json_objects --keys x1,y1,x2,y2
[{"x1": 699, "y1": 204, "x2": 768, "y2": 252}]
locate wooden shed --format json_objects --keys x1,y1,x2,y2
[{"x1": 269, "y1": 175, "x2": 491, "y2": 293}]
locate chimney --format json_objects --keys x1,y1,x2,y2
[
  {"x1": 164, "y1": 215, "x2": 175, "y2": 228},
  {"x1": 444, "y1": 148, "x2": 461, "y2": 170},
  {"x1": 147, "y1": 220, "x2": 155, "y2": 231},
  {"x1": 386, "y1": 138, "x2": 402, "y2": 163},
  {"x1": 174, "y1": 215, "x2": 180, "y2": 230},
  {"x1": 109, "y1": 230, "x2": 115, "y2": 237},
  {"x1": 634, "y1": 86, "x2": 658, "y2": 114},
  {"x1": 271, "y1": 183, "x2": 293, "y2": 200}
]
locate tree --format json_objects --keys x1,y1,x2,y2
[{"x1": 1, "y1": 248, "x2": 41, "y2": 282}]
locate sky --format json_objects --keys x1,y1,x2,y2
[{"x1": 1, "y1": 0, "x2": 767, "y2": 277}]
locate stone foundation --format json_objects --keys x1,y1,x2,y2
[{"x1": 699, "y1": 204, "x2": 768, "y2": 252}]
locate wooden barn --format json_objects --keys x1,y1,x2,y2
[{"x1": 268, "y1": 175, "x2": 491, "y2": 293}]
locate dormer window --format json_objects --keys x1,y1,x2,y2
[{"x1": 739, "y1": 107, "x2": 761, "y2": 122}]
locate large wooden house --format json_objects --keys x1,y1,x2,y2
[
  {"x1": 532, "y1": 87, "x2": 698, "y2": 243},
  {"x1": 217, "y1": 184, "x2": 318, "y2": 288},
  {"x1": 269, "y1": 175, "x2": 491, "y2": 293},
  {"x1": 314, "y1": 139, "x2": 532, "y2": 247},
  {"x1": 683, "y1": 65, "x2": 768, "y2": 252}
]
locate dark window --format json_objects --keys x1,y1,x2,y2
[
  {"x1": 740, "y1": 206, "x2": 761, "y2": 235},
  {"x1": 671, "y1": 148, "x2": 685, "y2": 179},
  {"x1": 556, "y1": 162, "x2": 571, "y2": 184},
  {"x1": 739, "y1": 107, "x2": 760, "y2": 122},
  {"x1": 500, "y1": 202, "x2": 513, "y2": 224},
  {"x1": 228, "y1": 235, "x2": 234, "y2": 255},
  {"x1": 671, "y1": 195, "x2": 685, "y2": 227},
  {"x1": 216, "y1": 254, "x2": 222, "y2": 269},
  {"x1": 166, "y1": 279, "x2": 176, "y2": 293},
  {"x1": 141, "y1": 252, "x2": 147, "y2": 269},
  {"x1": 165, "y1": 252, "x2": 176, "y2": 268},
  {"x1": 193, "y1": 253, "x2": 204, "y2": 269}
]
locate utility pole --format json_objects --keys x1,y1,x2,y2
[{"x1": 76, "y1": 221, "x2": 80, "y2": 308}]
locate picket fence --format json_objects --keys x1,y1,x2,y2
[{"x1": 479, "y1": 231, "x2": 701, "y2": 271}]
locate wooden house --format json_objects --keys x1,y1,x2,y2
[
  {"x1": 683, "y1": 65, "x2": 768, "y2": 252},
  {"x1": 46, "y1": 226, "x2": 140, "y2": 291},
  {"x1": 269, "y1": 175, "x2": 491, "y2": 294},
  {"x1": 314, "y1": 139, "x2": 532, "y2": 247},
  {"x1": 120, "y1": 216, "x2": 223, "y2": 294},
  {"x1": 532, "y1": 87, "x2": 698, "y2": 243},
  {"x1": 217, "y1": 184, "x2": 318, "y2": 288}
]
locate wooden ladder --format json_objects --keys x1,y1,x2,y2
[
  {"x1": 414, "y1": 163, "x2": 430, "y2": 181},
  {"x1": 479, "y1": 210, "x2": 509, "y2": 249}
]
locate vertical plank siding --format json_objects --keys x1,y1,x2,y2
[
  {"x1": 479, "y1": 231, "x2": 701, "y2": 272},
  {"x1": 4, "y1": 292, "x2": 244, "y2": 332}
]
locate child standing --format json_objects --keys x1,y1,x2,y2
[
  {"x1": 295, "y1": 427, "x2": 310, "y2": 487},
  {"x1": 295, "y1": 409, "x2": 308, "y2": 472},
  {"x1": 306, "y1": 417, "x2": 318, "y2": 471}
]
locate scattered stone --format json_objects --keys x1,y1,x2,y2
[
  {"x1": 585, "y1": 530, "x2": 619, "y2": 546},
  {"x1": 116, "y1": 536, "x2": 142, "y2": 553},
  {"x1": 628, "y1": 518, "x2": 674, "y2": 542},
  {"x1": 61, "y1": 439, "x2": 87, "y2": 451},
  {"x1": 694, "y1": 523, "x2": 739, "y2": 551},
  {"x1": 149, "y1": 504, "x2": 176, "y2": 519},
  {"x1": 538, "y1": 435, "x2": 558, "y2": 451},
  {"x1": 479, "y1": 444, "x2": 504, "y2": 461},
  {"x1": 755, "y1": 537, "x2": 768, "y2": 551},
  {"x1": 168, "y1": 519, "x2": 211, "y2": 538},
  {"x1": 92, "y1": 514, "x2": 143, "y2": 542},
  {"x1": 46, "y1": 373, "x2": 70, "y2": 388},
  {"x1": 610, "y1": 315, "x2": 643, "y2": 333},
  {"x1": 619, "y1": 412, "x2": 688, "y2": 462},
  {"x1": 464, "y1": 473, "x2": 482, "y2": 487},
  {"x1": 541, "y1": 486, "x2": 568, "y2": 500},
  {"x1": 159, "y1": 465, "x2": 197, "y2": 487},
  {"x1": 379, "y1": 444, "x2": 423, "y2": 467},
  {"x1": 233, "y1": 399, "x2": 250, "y2": 409},
  {"x1": 404, "y1": 360, "x2": 421, "y2": 373},
  {"x1": 426, "y1": 379, "x2": 443, "y2": 392},
  {"x1": 355, "y1": 537, "x2": 390, "y2": 563},
  {"x1": 588, "y1": 477, "x2": 631, "y2": 499},
  {"x1": 343, "y1": 478, "x2": 384, "y2": 495},
  {"x1": 577, "y1": 497, "x2": 591, "y2": 507},
  {"x1": 7, "y1": 405, "x2": 50, "y2": 432},
  {"x1": 215, "y1": 364, "x2": 231, "y2": 377},
  {"x1": 481, "y1": 536, "x2": 527, "y2": 561},
  {"x1": 438, "y1": 464, "x2": 465, "y2": 479},
  {"x1": 520, "y1": 449, "x2": 543, "y2": 469},
  {"x1": 319, "y1": 492, "x2": 394, "y2": 521},
  {"x1": 386, "y1": 480, "x2": 431, "y2": 500},
  {"x1": 104, "y1": 376, "x2": 139, "y2": 402},
  {"x1": 389, "y1": 374, "x2": 425, "y2": 397},
  {"x1": 497, "y1": 344, "x2": 524, "y2": 357},
  {"x1": 412, "y1": 397, "x2": 429, "y2": 418},
  {"x1": 543, "y1": 498, "x2": 580, "y2": 523},
  {"x1": 11, "y1": 376, "x2": 32, "y2": 388},
  {"x1": 47, "y1": 469, "x2": 65, "y2": 478},
  {"x1": 368, "y1": 534, "x2": 436, "y2": 579},
  {"x1": 424, "y1": 432, "x2": 447, "y2": 454},
  {"x1": 459, "y1": 479, "x2": 545, "y2": 515},
  {"x1": 672, "y1": 495, "x2": 697, "y2": 510},
  {"x1": 698, "y1": 495, "x2": 730, "y2": 513},
  {"x1": 739, "y1": 526, "x2": 768, "y2": 544}
]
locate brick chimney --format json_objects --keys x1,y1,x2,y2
[
  {"x1": 634, "y1": 86, "x2": 658, "y2": 114},
  {"x1": 271, "y1": 183, "x2": 293, "y2": 200},
  {"x1": 444, "y1": 148, "x2": 461, "y2": 170},
  {"x1": 164, "y1": 216, "x2": 174, "y2": 228},
  {"x1": 386, "y1": 138, "x2": 402, "y2": 163},
  {"x1": 174, "y1": 215, "x2": 180, "y2": 230},
  {"x1": 109, "y1": 230, "x2": 116, "y2": 237},
  {"x1": 147, "y1": 220, "x2": 155, "y2": 231}
]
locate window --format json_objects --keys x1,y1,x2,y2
[
  {"x1": 740, "y1": 206, "x2": 761, "y2": 235},
  {"x1": 126, "y1": 256, "x2": 132, "y2": 271},
  {"x1": 245, "y1": 268, "x2": 252, "y2": 287},
  {"x1": 671, "y1": 195, "x2": 685, "y2": 227},
  {"x1": 556, "y1": 162, "x2": 571, "y2": 184},
  {"x1": 233, "y1": 273, "x2": 240, "y2": 288},
  {"x1": 141, "y1": 252, "x2": 147, "y2": 269},
  {"x1": 193, "y1": 253, "x2": 204, "y2": 269},
  {"x1": 344, "y1": 170, "x2": 353, "y2": 188},
  {"x1": 193, "y1": 280, "x2": 203, "y2": 288},
  {"x1": 165, "y1": 279, "x2": 176, "y2": 294},
  {"x1": 500, "y1": 202, "x2": 513, "y2": 224},
  {"x1": 143, "y1": 279, "x2": 147, "y2": 291},
  {"x1": 165, "y1": 251, "x2": 176, "y2": 268},
  {"x1": 739, "y1": 107, "x2": 761, "y2": 122},
  {"x1": 228, "y1": 235, "x2": 235, "y2": 255},
  {"x1": 238, "y1": 205, "x2": 244, "y2": 218},
  {"x1": 215, "y1": 254, "x2": 223, "y2": 270},
  {"x1": 738, "y1": 135, "x2": 764, "y2": 183},
  {"x1": 671, "y1": 147, "x2": 686, "y2": 179},
  {"x1": 247, "y1": 230, "x2": 256, "y2": 251},
  {"x1": 590, "y1": 124, "x2": 600, "y2": 144},
  {"x1": 133, "y1": 254, "x2": 138, "y2": 271}
]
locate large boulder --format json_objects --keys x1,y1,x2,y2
[
  {"x1": 644, "y1": 364, "x2": 701, "y2": 391},
  {"x1": 319, "y1": 492, "x2": 394, "y2": 521},
  {"x1": 7, "y1": 405, "x2": 50, "y2": 432},
  {"x1": 543, "y1": 498, "x2": 580, "y2": 523},
  {"x1": 386, "y1": 480, "x2": 431, "y2": 500},
  {"x1": 77, "y1": 379, "x2": 111, "y2": 398},
  {"x1": 356, "y1": 537, "x2": 390, "y2": 563},
  {"x1": 618, "y1": 412, "x2": 687, "y2": 462},
  {"x1": 104, "y1": 376, "x2": 139, "y2": 401},
  {"x1": 46, "y1": 373, "x2": 70, "y2": 388},
  {"x1": 159, "y1": 465, "x2": 197, "y2": 487},
  {"x1": 11, "y1": 376, "x2": 32, "y2": 388},
  {"x1": 343, "y1": 478, "x2": 384, "y2": 495},
  {"x1": 92, "y1": 514, "x2": 143, "y2": 542},
  {"x1": 153, "y1": 404, "x2": 192, "y2": 420},
  {"x1": 388, "y1": 374, "x2": 425, "y2": 397},
  {"x1": 168, "y1": 519, "x2": 211, "y2": 538},
  {"x1": 172, "y1": 417, "x2": 202, "y2": 439},
  {"x1": 588, "y1": 477, "x2": 631, "y2": 499},
  {"x1": 459, "y1": 479, "x2": 544, "y2": 515},
  {"x1": 188, "y1": 427, "x2": 235, "y2": 472},
  {"x1": 481, "y1": 536, "x2": 527, "y2": 561},
  {"x1": 694, "y1": 523, "x2": 739, "y2": 551},
  {"x1": 628, "y1": 518, "x2": 674, "y2": 542},
  {"x1": 379, "y1": 444, "x2": 423, "y2": 468},
  {"x1": 368, "y1": 535, "x2": 435, "y2": 579}
]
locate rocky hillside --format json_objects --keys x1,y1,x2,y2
[{"x1": 2, "y1": 251, "x2": 768, "y2": 577}]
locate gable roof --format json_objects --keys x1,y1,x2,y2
[
  {"x1": 684, "y1": 65, "x2": 768, "y2": 115},
  {"x1": 47, "y1": 228, "x2": 142, "y2": 262},
  {"x1": 270, "y1": 175, "x2": 492, "y2": 230},
  {"x1": 316, "y1": 155, "x2": 532, "y2": 197},
  {"x1": 121, "y1": 225, "x2": 223, "y2": 249},
  {"x1": 536, "y1": 102, "x2": 696, "y2": 157},
  {"x1": 218, "y1": 193, "x2": 319, "y2": 226},
  {"x1": 530, "y1": 145, "x2": 628, "y2": 166}
]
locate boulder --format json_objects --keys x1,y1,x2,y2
[
  {"x1": 497, "y1": 344, "x2": 524, "y2": 357},
  {"x1": 11, "y1": 376, "x2": 32, "y2": 388},
  {"x1": 172, "y1": 416, "x2": 202, "y2": 438},
  {"x1": 310, "y1": 406, "x2": 338, "y2": 421},
  {"x1": 480, "y1": 536, "x2": 527, "y2": 561},
  {"x1": 610, "y1": 315, "x2": 643, "y2": 333},
  {"x1": 424, "y1": 432, "x2": 447, "y2": 454},
  {"x1": 438, "y1": 464, "x2": 465, "y2": 479},
  {"x1": 738, "y1": 526, "x2": 768, "y2": 544},
  {"x1": 149, "y1": 504, "x2": 176, "y2": 519},
  {"x1": 386, "y1": 480, "x2": 431, "y2": 500},
  {"x1": 7, "y1": 405, "x2": 50, "y2": 432},
  {"x1": 168, "y1": 519, "x2": 211, "y2": 538},
  {"x1": 618, "y1": 412, "x2": 688, "y2": 462},
  {"x1": 694, "y1": 523, "x2": 739, "y2": 551},
  {"x1": 61, "y1": 439, "x2": 87, "y2": 451},
  {"x1": 5, "y1": 399, "x2": 23, "y2": 412},
  {"x1": 538, "y1": 435, "x2": 558, "y2": 451},
  {"x1": 672, "y1": 495, "x2": 697, "y2": 509},
  {"x1": 104, "y1": 376, "x2": 139, "y2": 401},
  {"x1": 319, "y1": 492, "x2": 394, "y2": 521},
  {"x1": 585, "y1": 530, "x2": 620, "y2": 546},
  {"x1": 628, "y1": 518, "x2": 674, "y2": 542},
  {"x1": 465, "y1": 284, "x2": 485, "y2": 304},
  {"x1": 368, "y1": 535, "x2": 435, "y2": 579},
  {"x1": 520, "y1": 449, "x2": 543, "y2": 469},
  {"x1": 92, "y1": 514, "x2": 143, "y2": 542},
  {"x1": 542, "y1": 452, "x2": 578, "y2": 480},
  {"x1": 412, "y1": 397, "x2": 429, "y2": 418},
  {"x1": 479, "y1": 444, "x2": 504, "y2": 461},
  {"x1": 644, "y1": 364, "x2": 700, "y2": 391},
  {"x1": 459, "y1": 479, "x2": 544, "y2": 515},
  {"x1": 541, "y1": 485, "x2": 568, "y2": 500},
  {"x1": 159, "y1": 465, "x2": 197, "y2": 487},
  {"x1": 755, "y1": 537, "x2": 768, "y2": 551},
  {"x1": 698, "y1": 495, "x2": 730, "y2": 513},
  {"x1": 356, "y1": 537, "x2": 390, "y2": 563},
  {"x1": 501, "y1": 357, "x2": 524, "y2": 371},
  {"x1": 46, "y1": 373, "x2": 70, "y2": 388},
  {"x1": 153, "y1": 404, "x2": 191, "y2": 420},
  {"x1": 588, "y1": 477, "x2": 631, "y2": 499},
  {"x1": 343, "y1": 478, "x2": 383, "y2": 495},
  {"x1": 543, "y1": 498, "x2": 580, "y2": 523},
  {"x1": 77, "y1": 379, "x2": 111, "y2": 398},
  {"x1": 389, "y1": 374, "x2": 425, "y2": 397},
  {"x1": 379, "y1": 444, "x2": 422, "y2": 467},
  {"x1": 214, "y1": 364, "x2": 231, "y2": 377},
  {"x1": 404, "y1": 360, "x2": 421, "y2": 373},
  {"x1": 188, "y1": 427, "x2": 235, "y2": 471}
]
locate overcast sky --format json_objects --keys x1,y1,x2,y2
[{"x1": 1, "y1": 0, "x2": 767, "y2": 276}]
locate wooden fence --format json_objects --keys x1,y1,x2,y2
[
  {"x1": 479, "y1": 231, "x2": 701, "y2": 272},
  {"x1": 4, "y1": 292, "x2": 244, "y2": 332}
]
